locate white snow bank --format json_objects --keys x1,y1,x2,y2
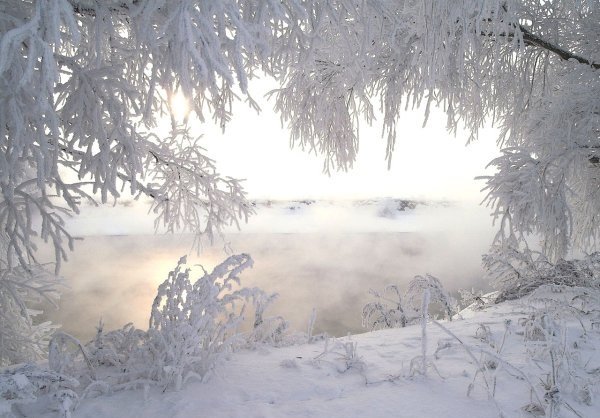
[{"x1": 13, "y1": 298, "x2": 598, "y2": 418}]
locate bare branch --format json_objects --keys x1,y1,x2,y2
[{"x1": 519, "y1": 25, "x2": 599, "y2": 70}]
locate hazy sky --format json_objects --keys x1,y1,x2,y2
[
  {"x1": 166, "y1": 80, "x2": 501, "y2": 203},
  {"x1": 52, "y1": 80, "x2": 503, "y2": 338},
  {"x1": 65, "y1": 80, "x2": 502, "y2": 235}
]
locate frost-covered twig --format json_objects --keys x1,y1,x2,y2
[{"x1": 0, "y1": 263, "x2": 60, "y2": 366}]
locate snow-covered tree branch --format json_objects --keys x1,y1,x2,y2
[
  {"x1": 2, "y1": 0, "x2": 597, "y2": 276},
  {"x1": 0, "y1": 0, "x2": 311, "y2": 364},
  {"x1": 0, "y1": 0, "x2": 315, "y2": 269},
  {"x1": 273, "y1": 0, "x2": 598, "y2": 259}
]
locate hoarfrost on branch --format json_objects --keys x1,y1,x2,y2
[{"x1": 1, "y1": 0, "x2": 598, "y2": 267}]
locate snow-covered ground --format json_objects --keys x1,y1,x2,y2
[{"x1": 5, "y1": 294, "x2": 599, "y2": 418}]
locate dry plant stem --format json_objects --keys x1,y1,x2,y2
[
  {"x1": 430, "y1": 320, "x2": 509, "y2": 418},
  {"x1": 421, "y1": 288, "x2": 430, "y2": 376}
]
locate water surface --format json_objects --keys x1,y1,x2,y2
[{"x1": 42, "y1": 230, "x2": 491, "y2": 341}]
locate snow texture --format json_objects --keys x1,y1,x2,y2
[{"x1": 3, "y1": 291, "x2": 599, "y2": 418}]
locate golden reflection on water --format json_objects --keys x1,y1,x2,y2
[
  {"x1": 40, "y1": 234, "x2": 225, "y2": 341},
  {"x1": 40, "y1": 232, "x2": 489, "y2": 342}
]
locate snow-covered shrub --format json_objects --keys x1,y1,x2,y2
[
  {"x1": 405, "y1": 274, "x2": 457, "y2": 322},
  {"x1": 362, "y1": 275, "x2": 456, "y2": 332},
  {"x1": 121, "y1": 254, "x2": 256, "y2": 390},
  {"x1": 362, "y1": 285, "x2": 408, "y2": 331},
  {"x1": 0, "y1": 264, "x2": 60, "y2": 366},
  {"x1": 242, "y1": 290, "x2": 290, "y2": 348},
  {"x1": 362, "y1": 277, "x2": 453, "y2": 376},
  {"x1": 484, "y1": 244, "x2": 600, "y2": 303},
  {"x1": 98, "y1": 253, "x2": 295, "y2": 390},
  {"x1": 3, "y1": 253, "x2": 294, "y2": 418},
  {"x1": 31, "y1": 254, "x2": 263, "y2": 398},
  {"x1": 0, "y1": 363, "x2": 79, "y2": 417},
  {"x1": 49, "y1": 332, "x2": 96, "y2": 384},
  {"x1": 85, "y1": 321, "x2": 146, "y2": 369},
  {"x1": 314, "y1": 337, "x2": 365, "y2": 375},
  {"x1": 517, "y1": 285, "x2": 600, "y2": 416},
  {"x1": 457, "y1": 288, "x2": 494, "y2": 311}
]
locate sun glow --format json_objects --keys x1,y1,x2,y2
[{"x1": 170, "y1": 91, "x2": 190, "y2": 121}]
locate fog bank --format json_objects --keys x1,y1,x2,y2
[{"x1": 41, "y1": 202, "x2": 495, "y2": 340}]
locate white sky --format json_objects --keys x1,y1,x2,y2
[
  {"x1": 66, "y1": 80, "x2": 503, "y2": 236},
  {"x1": 171, "y1": 80, "x2": 501, "y2": 203}
]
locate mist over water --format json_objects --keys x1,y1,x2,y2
[{"x1": 40, "y1": 202, "x2": 495, "y2": 341}]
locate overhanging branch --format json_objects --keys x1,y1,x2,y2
[
  {"x1": 68, "y1": 0, "x2": 140, "y2": 17},
  {"x1": 520, "y1": 25, "x2": 599, "y2": 70}
]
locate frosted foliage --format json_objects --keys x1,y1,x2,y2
[
  {"x1": 0, "y1": 0, "x2": 597, "y2": 265},
  {"x1": 483, "y1": 243, "x2": 600, "y2": 302},
  {"x1": 482, "y1": 62, "x2": 600, "y2": 258},
  {"x1": 141, "y1": 254, "x2": 255, "y2": 389},
  {"x1": 0, "y1": 363, "x2": 79, "y2": 416},
  {"x1": 0, "y1": 0, "x2": 314, "y2": 270},
  {"x1": 362, "y1": 274, "x2": 456, "y2": 331},
  {"x1": 273, "y1": 0, "x2": 599, "y2": 257},
  {"x1": 242, "y1": 290, "x2": 290, "y2": 348},
  {"x1": 275, "y1": 0, "x2": 521, "y2": 168},
  {"x1": 405, "y1": 274, "x2": 456, "y2": 321},
  {"x1": 361, "y1": 285, "x2": 408, "y2": 330},
  {"x1": 0, "y1": 264, "x2": 59, "y2": 367},
  {"x1": 0, "y1": 0, "x2": 309, "y2": 366},
  {"x1": 37, "y1": 254, "x2": 266, "y2": 398},
  {"x1": 1, "y1": 0, "x2": 598, "y2": 369},
  {"x1": 2, "y1": 1, "x2": 598, "y2": 268}
]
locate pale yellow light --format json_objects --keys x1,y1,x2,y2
[{"x1": 170, "y1": 90, "x2": 190, "y2": 121}]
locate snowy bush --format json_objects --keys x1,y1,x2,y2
[
  {"x1": 38, "y1": 253, "x2": 290, "y2": 398},
  {"x1": 1, "y1": 253, "x2": 289, "y2": 415},
  {"x1": 120, "y1": 253, "x2": 257, "y2": 390},
  {"x1": 0, "y1": 264, "x2": 60, "y2": 367},
  {"x1": 362, "y1": 274, "x2": 456, "y2": 378},
  {"x1": 362, "y1": 275, "x2": 456, "y2": 332},
  {"x1": 49, "y1": 332, "x2": 96, "y2": 386},
  {"x1": 241, "y1": 290, "x2": 290, "y2": 348},
  {"x1": 362, "y1": 285, "x2": 408, "y2": 331},
  {"x1": 484, "y1": 244, "x2": 600, "y2": 303},
  {"x1": 405, "y1": 274, "x2": 457, "y2": 322},
  {"x1": 0, "y1": 363, "x2": 79, "y2": 417},
  {"x1": 314, "y1": 337, "x2": 366, "y2": 375},
  {"x1": 85, "y1": 321, "x2": 146, "y2": 370}
]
